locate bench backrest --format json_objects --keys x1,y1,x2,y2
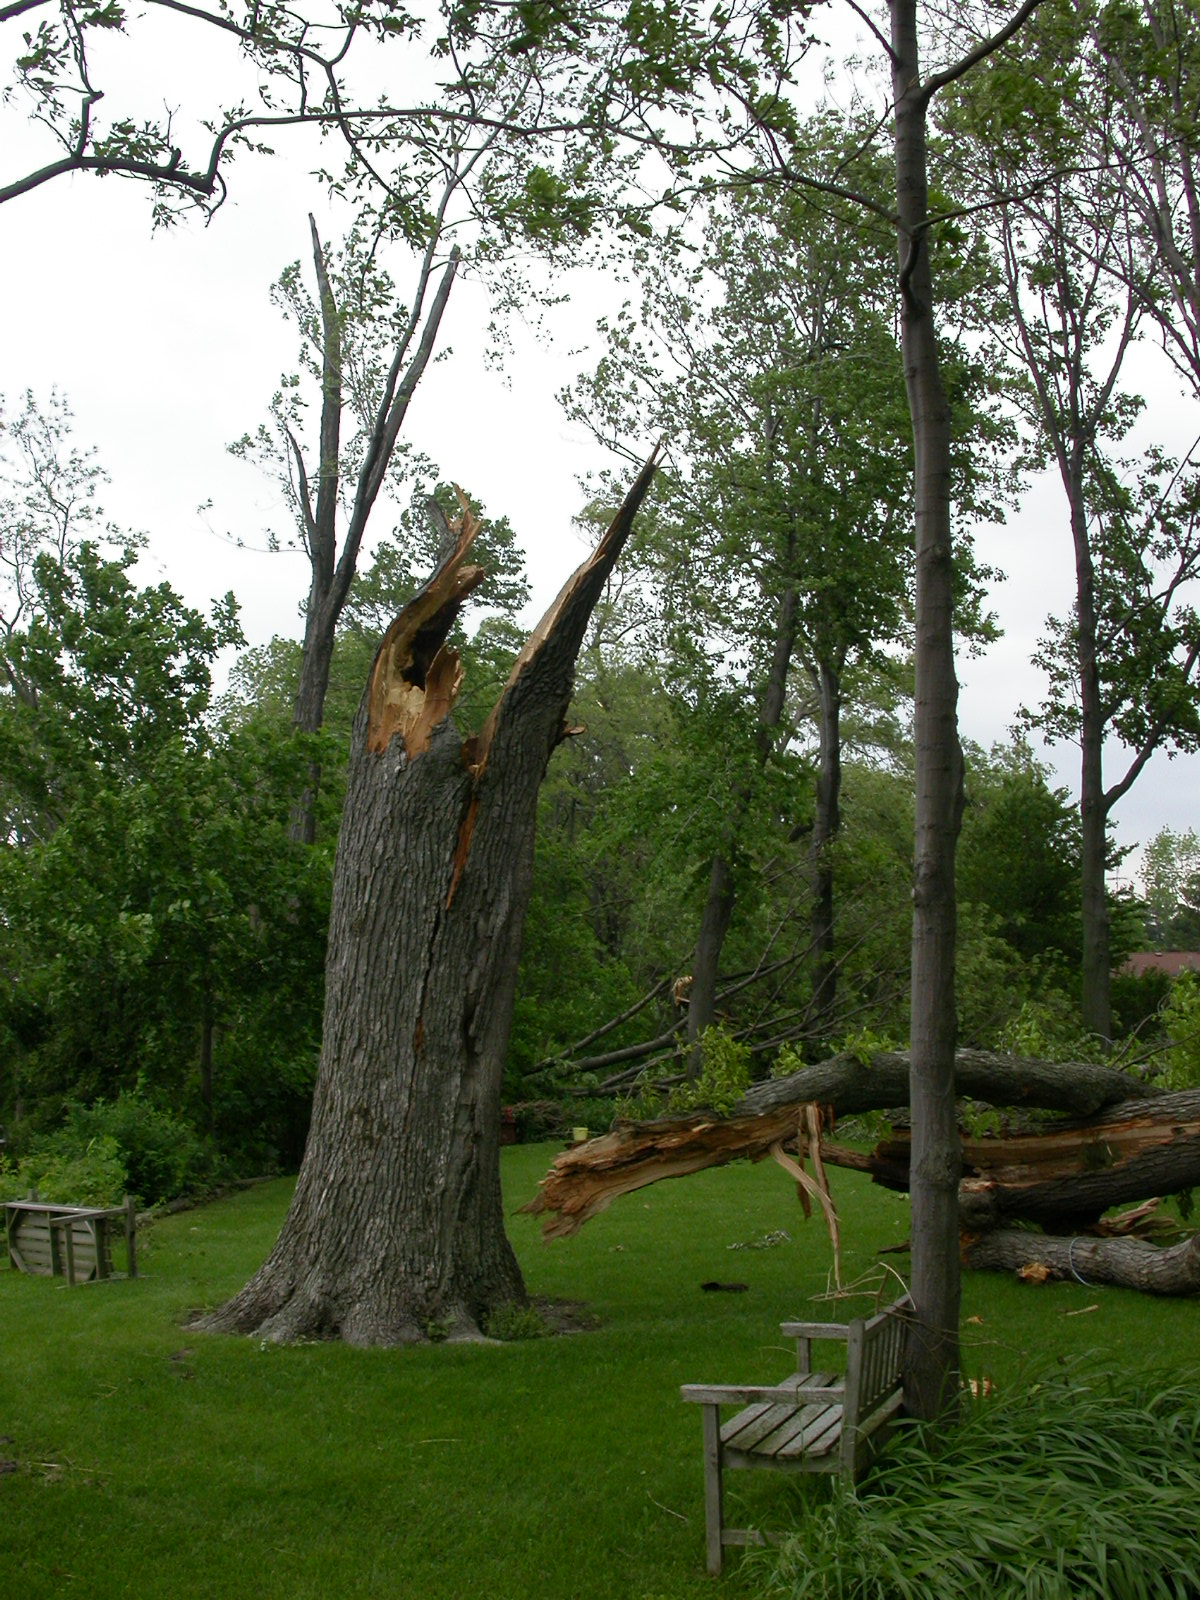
[{"x1": 844, "y1": 1294, "x2": 912, "y2": 1425}]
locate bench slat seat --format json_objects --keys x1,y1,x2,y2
[{"x1": 682, "y1": 1294, "x2": 913, "y2": 1574}]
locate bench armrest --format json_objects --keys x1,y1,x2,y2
[
  {"x1": 681, "y1": 1381, "x2": 844, "y2": 1407},
  {"x1": 780, "y1": 1320, "x2": 850, "y2": 1340}
]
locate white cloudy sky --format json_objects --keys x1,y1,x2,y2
[{"x1": 1, "y1": 9, "x2": 1196, "y2": 884}]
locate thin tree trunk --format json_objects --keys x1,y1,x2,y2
[
  {"x1": 196, "y1": 454, "x2": 658, "y2": 1346},
  {"x1": 891, "y1": 0, "x2": 964, "y2": 1422},
  {"x1": 808, "y1": 658, "x2": 842, "y2": 1031},
  {"x1": 1072, "y1": 449, "x2": 1112, "y2": 1040},
  {"x1": 685, "y1": 852, "x2": 736, "y2": 1073},
  {"x1": 685, "y1": 582, "x2": 799, "y2": 1075}
]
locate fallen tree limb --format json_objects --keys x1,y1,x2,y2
[
  {"x1": 822, "y1": 1089, "x2": 1200, "y2": 1231},
  {"x1": 524, "y1": 1050, "x2": 1161, "y2": 1237},
  {"x1": 963, "y1": 1228, "x2": 1200, "y2": 1294}
]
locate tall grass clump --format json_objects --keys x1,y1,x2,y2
[{"x1": 767, "y1": 1361, "x2": 1200, "y2": 1600}]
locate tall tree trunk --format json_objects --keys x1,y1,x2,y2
[
  {"x1": 1071, "y1": 451, "x2": 1112, "y2": 1041},
  {"x1": 196, "y1": 454, "x2": 658, "y2": 1346},
  {"x1": 891, "y1": 0, "x2": 964, "y2": 1422},
  {"x1": 808, "y1": 657, "x2": 842, "y2": 1032},
  {"x1": 685, "y1": 582, "x2": 799, "y2": 1074},
  {"x1": 685, "y1": 852, "x2": 736, "y2": 1074}
]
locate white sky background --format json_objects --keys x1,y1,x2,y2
[{"x1": 1, "y1": 4, "x2": 1196, "y2": 886}]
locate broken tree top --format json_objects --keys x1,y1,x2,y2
[{"x1": 523, "y1": 1049, "x2": 1176, "y2": 1239}]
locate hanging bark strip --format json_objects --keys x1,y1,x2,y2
[
  {"x1": 524, "y1": 1049, "x2": 1159, "y2": 1238},
  {"x1": 196, "y1": 451, "x2": 660, "y2": 1346},
  {"x1": 769, "y1": 1103, "x2": 842, "y2": 1286}
]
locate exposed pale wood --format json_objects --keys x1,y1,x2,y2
[{"x1": 682, "y1": 1296, "x2": 911, "y2": 1573}]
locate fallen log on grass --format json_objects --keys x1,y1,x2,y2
[
  {"x1": 524, "y1": 1049, "x2": 1159, "y2": 1238},
  {"x1": 964, "y1": 1227, "x2": 1200, "y2": 1294}
]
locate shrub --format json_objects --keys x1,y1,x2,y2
[
  {"x1": 997, "y1": 993, "x2": 1098, "y2": 1062},
  {"x1": 63, "y1": 1093, "x2": 218, "y2": 1204},
  {"x1": 0, "y1": 1133, "x2": 127, "y2": 1207},
  {"x1": 766, "y1": 1362, "x2": 1200, "y2": 1600}
]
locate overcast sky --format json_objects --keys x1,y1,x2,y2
[{"x1": 2, "y1": 12, "x2": 1196, "y2": 886}]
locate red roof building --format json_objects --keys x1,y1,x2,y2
[{"x1": 1120, "y1": 951, "x2": 1200, "y2": 978}]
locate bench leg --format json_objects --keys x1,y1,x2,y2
[{"x1": 701, "y1": 1404, "x2": 724, "y2": 1576}]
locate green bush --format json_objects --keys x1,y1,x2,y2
[
  {"x1": 766, "y1": 1362, "x2": 1200, "y2": 1600},
  {"x1": 0, "y1": 1133, "x2": 127, "y2": 1207},
  {"x1": 63, "y1": 1093, "x2": 218, "y2": 1204}
]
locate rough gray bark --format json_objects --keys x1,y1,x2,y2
[
  {"x1": 196, "y1": 454, "x2": 659, "y2": 1345},
  {"x1": 965, "y1": 1227, "x2": 1200, "y2": 1294}
]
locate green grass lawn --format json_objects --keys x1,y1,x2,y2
[{"x1": 2, "y1": 1147, "x2": 1196, "y2": 1599}]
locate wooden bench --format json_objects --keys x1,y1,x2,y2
[
  {"x1": 4, "y1": 1196, "x2": 138, "y2": 1286},
  {"x1": 681, "y1": 1293, "x2": 912, "y2": 1574}
]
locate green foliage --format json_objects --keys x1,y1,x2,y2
[
  {"x1": 957, "y1": 742, "x2": 1081, "y2": 971},
  {"x1": 1157, "y1": 971, "x2": 1200, "y2": 1091},
  {"x1": 996, "y1": 995, "x2": 1098, "y2": 1063},
  {"x1": 827, "y1": 1027, "x2": 902, "y2": 1071},
  {"x1": 0, "y1": 1132, "x2": 126, "y2": 1207},
  {"x1": 1, "y1": 455, "x2": 328, "y2": 1168},
  {"x1": 767, "y1": 1363, "x2": 1200, "y2": 1600},
  {"x1": 668, "y1": 1027, "x2": 751, "y2": 1114},
  {"x1": 63, "y1": 1094, "x2": 217, "y2": 1205},
  {"x1": 1141, "y1": 826, "x2": 1200, "y2": 948}
]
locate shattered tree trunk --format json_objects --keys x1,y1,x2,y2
[
  {"x1": 197, "y1": 455, "x2": 658, "y2": 1345},
  {"x1": 525, "y1": 1048, "x2": 1159, "y2": 1236}
]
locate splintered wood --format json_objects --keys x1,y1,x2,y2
[
  {"x1": 522, "y1": 1104, "x2": 803, "y2": 1238},
  {"x1": 366, "y1": 493, "x2": 485, "y2": 759}
]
